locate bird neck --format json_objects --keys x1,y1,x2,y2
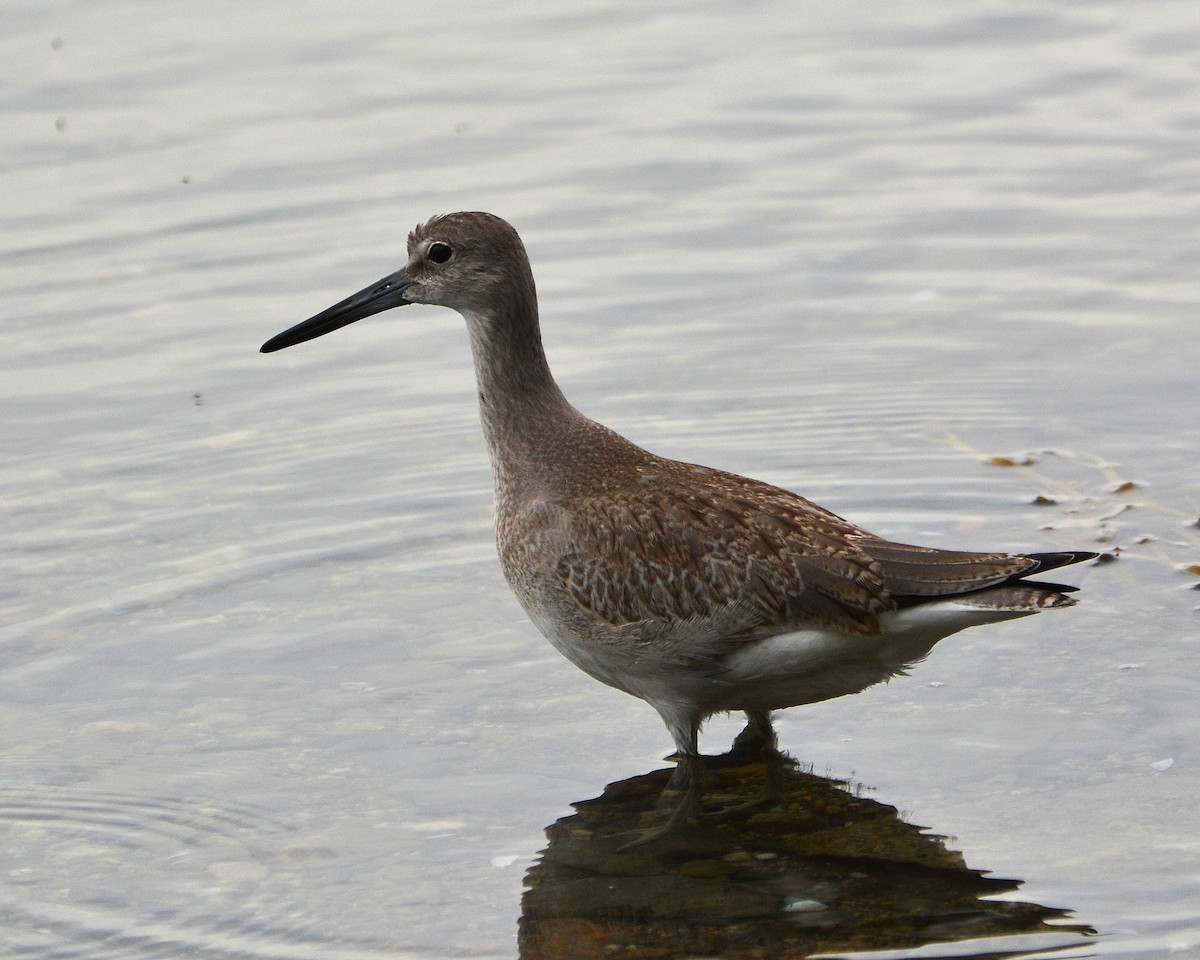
[{"x1": 462, "y1": 296, "x2": 643, "y2": 503}]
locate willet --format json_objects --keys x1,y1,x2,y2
[{"x1": 262, "y1": 212, "x2": 1096, "y2": 828}]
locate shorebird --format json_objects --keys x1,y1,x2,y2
[{"x1": 262, "y1": 212, "x2": 1095, "y2": 826}]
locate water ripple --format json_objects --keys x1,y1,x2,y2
[{"x1": 0, "y1": 785, "x2": 469, "y2": 960}]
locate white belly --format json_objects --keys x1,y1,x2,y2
[{"x1": 528, "y1": 600, "x2": 1031, "y2": 718}]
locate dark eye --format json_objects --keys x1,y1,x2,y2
[{"x1": 427, "y1": 241, "x2": 453, "y2": 264}]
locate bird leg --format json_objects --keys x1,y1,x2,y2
[
  {"x1": 729, "y1": 709, "x2": 778, "y2": 757},
  {"x1": 657, "y1": 751, "x2": 705, "y2": 820},
  {"x1": 615, "y1": 752, "x2": 706, "y2": 849},
  {"x1": 722, "y1": 710, "x2": 788, "y2": 809}
]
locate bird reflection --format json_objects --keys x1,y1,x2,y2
[{"x1": 520, "y1": 731, "x2": 1094, "y2": 959}]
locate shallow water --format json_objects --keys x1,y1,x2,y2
[{"x1": 3, "y1": 1, "x2": 1198, "y2": 957}]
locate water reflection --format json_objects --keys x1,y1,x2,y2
[{"x1": 520, "y1": 738, "x2": 1094, "y2": 959}]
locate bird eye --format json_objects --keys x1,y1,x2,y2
[{"x1": 427, "y1": 242, "x2": 453, "y2": 264}]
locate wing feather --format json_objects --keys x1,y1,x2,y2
[{"x1": 554, "y1": 473, "x2": 891, "y2": 639}]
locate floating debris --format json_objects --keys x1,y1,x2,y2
[
  {"x1": 988, "y1": 454, "x2": 1036, "y2": 467},
  {"x1": 1149, "y1": 758, "x2": 1174, "y2": 772},
  {"x1": 1032, "y1": 494, "x2": 1058, "y2": 506},
  {"x1": 1112, "y1": 480, "x2": 1139, "y2": 494}
]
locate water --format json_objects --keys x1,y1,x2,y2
[{"x1": 3, "y1": 1, "x2": 1198, "y2": 957}]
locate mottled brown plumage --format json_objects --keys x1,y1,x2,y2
[{"x1": 262, "y1": 211, "x2": 1096, "y2": 810}]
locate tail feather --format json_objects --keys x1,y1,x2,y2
[
  {"x1": 1023, "y1": 551, "x2": 1100, "y2": 575},
  {"x1": 946, "y1": 583, "x2": 1081, "y2": 612},
  {"x1": 857, "y1": 539, "x2": 1098, "y2": 611}
]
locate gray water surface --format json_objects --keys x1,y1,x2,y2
[{"x1": 3, "y1": 2, "x2": 1198, "y2": 957}]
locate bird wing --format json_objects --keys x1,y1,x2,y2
[
  {"x1": 552, "y1": 469, "x2": 894, "y2": 641},
  {"x1": 856, "y1": 538, "x2": 1036, "y2": 599},
  {"x1": 546, "y1": 464, "x2": 1095, "y2": 650}
]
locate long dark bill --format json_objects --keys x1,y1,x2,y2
[{"x1": 260, "y1": 269, "x2": 413, "y2": 353}]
